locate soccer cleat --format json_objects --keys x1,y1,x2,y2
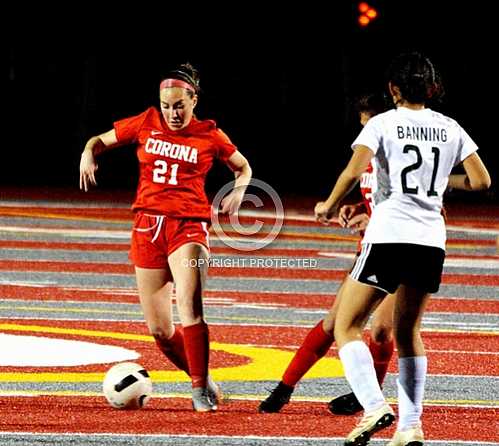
[
  {"x1": 192, "y1": 387, "x2": 217, "y2": 412},
  {"x1": 344, "y1": 403, "x2": 395, "y2": 446},
  {"x1": 258, "y1": 381, "x2": 294, "y2": 413},
  {"x1": 328, "y1": 391, "x2": 363, "y2": 415},
  {"x1": 387, "y1": 425, "x2": 424, "y2": 446},
  {"x1": 206, "y1": 375, "x2": 222, "y2": 406}
]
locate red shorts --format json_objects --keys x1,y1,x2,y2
[{"x1": 129, "y1": 212, "x2": 210, "y2": 269}]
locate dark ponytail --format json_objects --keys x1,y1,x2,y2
[{"x1": 386, "y1": 52, "x2": 442, "y2": 104}]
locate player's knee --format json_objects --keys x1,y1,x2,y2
[
  {"x1": 371, "y1": 323, "x2": 393, "y2": 344},
  {"x1": 322, "y1": 315, "x2": 335, "y2": 335},
  {"x1": 150, "y1": 327, "x2": 175, "y2": 342},
  {"x1": 334, "y1": 324, "x2": 361, "y2": 346}
]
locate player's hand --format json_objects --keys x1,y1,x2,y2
[
  {"x1": 314, "y1": 201, "x2": 335, "y2": 225},
  {"x1": 345, "y1": 213, "x2": 370, "y2": 232},
  {"x1": 219, "y1": 188, "x2": 245, "y2": 215},
  {"x1": 338, "y1": 204, "x2": 360, "y2": 228},
  {"x1": 79, "y1": 150, "x2": 98, "y2": 192}
]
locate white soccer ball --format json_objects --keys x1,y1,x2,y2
[{"x1": 103, "y1": 362, "x2": 153, "y2": 409}]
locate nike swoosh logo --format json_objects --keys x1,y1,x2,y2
[{"x1": 151, "y1": 130, "x2": 163, "y2": 135}]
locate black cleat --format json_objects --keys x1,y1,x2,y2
[
  {"x1": 258, "y1": 382, "x2": 294, "y2": 413},
  {"x1": 328, "y1": 391, "x2": 363, "y2": 415}
]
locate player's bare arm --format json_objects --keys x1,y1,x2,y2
[
  {"x1": 448, "y1": 152, "x2": 491, "y2": 191},
  {"x1": 79, "y1": 129, "x2": 120, "y2": 191},
  {"x1": 219, "y1": 151, "x2": 252, "y2": 215},
  {"x1": 315, "y1": 145, "x2": 374, "y2": 224}
]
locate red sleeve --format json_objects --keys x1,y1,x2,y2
[
  {"x1": 113, "y1": 108, "x2": 153, "y2": 145},
  {"x1": 214, "y1": 128, "x2": 238, "y2": 162}
]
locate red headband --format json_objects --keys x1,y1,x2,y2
[{"x1": 159, "y1": 78, "x2": 196, "y2": 93}]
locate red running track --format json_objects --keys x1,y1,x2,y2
[
  {"x1": 1, "y1": 260, "x2": 498, "y2": 286},
  {"x1": 0, "y1": 396, "x2": 497, "y2": 442},
  {"x1": 2, "y1": 285, "x2": 499, "y2": 314}
]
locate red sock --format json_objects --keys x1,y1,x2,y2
[
  {"x1": 282, "y1": 320, "x2": 334, "y2": 387},
  {"x1": 183, "y1": 321, "x2": 209, "y2": 388},
  {"x1": 368, "y1": 335, "x2": 394, "y2": 386},
  {"x1": 153, "y1": 326, "x2": 190, "y2": 375}
]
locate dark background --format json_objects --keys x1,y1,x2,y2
[{"x1": 3, "y1": 2, "x2": 496, "y2": 204}]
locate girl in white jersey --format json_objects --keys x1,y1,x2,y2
[{"x1": 315, "y1": 52, "x2": 491, "y2": 446}]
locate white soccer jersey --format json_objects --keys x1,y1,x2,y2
[{"x1": 352, "y1": 107, "x2": 479, "y2": 250}]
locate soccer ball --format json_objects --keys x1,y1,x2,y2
[{"x1": 103, "y1": 362, "x2": 153, "y2": 409}]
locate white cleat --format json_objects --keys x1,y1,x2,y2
[
  {"x1": 344, "y1": 403, "x2": 395, "y2": 445},
  {"x1": 192, "y1": 387, "x2": 217, "y2": 412},
  {"x1": 387, "y1": 424, "x2": 424, "y2": 446},
  {"x1": 206, "y1": 375, "x2": 222, "y2": 407}
]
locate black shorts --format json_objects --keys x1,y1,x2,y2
[{"x1": 350, "y1": 243, "x2": 445, "y2": 294}]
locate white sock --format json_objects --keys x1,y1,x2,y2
[
  {"x1": 339, "y1": 340, "x2": 386, "y2": 413},
  {"x1": 397, "y1": 356, "x2": 427, "y2": 431}
]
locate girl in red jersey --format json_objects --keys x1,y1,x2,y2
[
  {"x1": 79, "y1": 63, "x2": 252, "y2": 412},
  {"x1": 259, "y1": 93, "x2": 396, "y2": 415}
]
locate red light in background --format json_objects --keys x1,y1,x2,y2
[
  {"x1": 358, "y1": 2, "x2": 369, "y2": 13},
  {"x1": 358, "y1": 15, "x2": 370, "y2": 27},
  {"x1": 357, "y1": 2, "x2": 379, "y2": 27}
]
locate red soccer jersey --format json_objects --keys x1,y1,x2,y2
[
  {"x1": 359, "y1": 162, "x2": 374, "y2": 216},
  {"x1": 355, "y1": 162, "x2": 375, "y2": 252},
  {"x1": 114, "y1": 107, "x2": 237, "y2": 219}
]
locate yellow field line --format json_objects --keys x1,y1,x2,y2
[
  {"x1": 0, "y1": 208, "x2": 131, "y2": 224},
  {"x1": 1, "y1": 315, "x2": 497, "y2": 336},
  {"x1": 421, "y1": 327, "x2": 499, "y2": 336},
  {"x1": 0, "y1": 305, "x2": 143, "y2": 316}
]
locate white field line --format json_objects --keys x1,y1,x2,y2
[
  {"x1": 0, "y1": 392, "x2": 497, "y2": 412},
  {"x1": 0, "y1": 225, "x2": 129, "y2": 239},
  {"x1": 0, "y1": 431, "x2": 498, "y2": 445}
]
